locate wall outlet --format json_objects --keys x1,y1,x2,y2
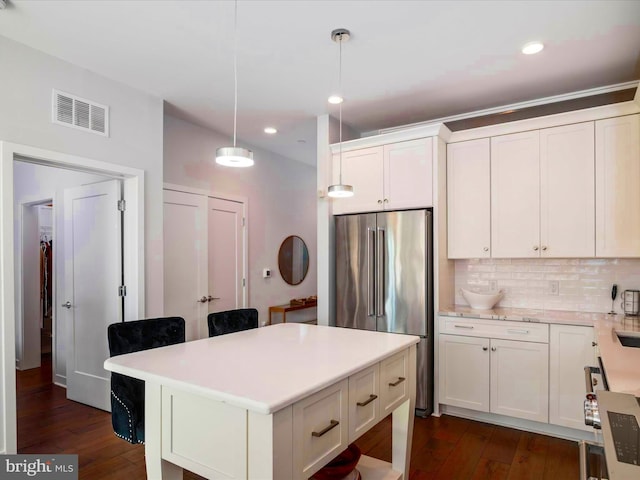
[
  {"x1": 548, "y1": 280, "x2": 559, "y2": 295},
  {"x1": 489, "y1": 280, "x2": 498, "y2": 291},
  {"x1": 263, "y1": 268, "x2": 271, "y2": 279}
]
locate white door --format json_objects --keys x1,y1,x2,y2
[
  {"x1": 64, "y1": 180, "x2": 122, "y2": 411},
  {"x1": 383, "y1": 138, "x2": 433, "y2": 210},
  {"x1": 490, "y1": 339, "x2": 548, "y2": 422},
  {"x1": 447, "y1": 138, "x2": 491, "y2": 258},
  {"x1": 438, "y1": 334, "x2": 490, "y2": 412},
  {"x1": 207, "y1": 197, "x2": 245, "y2": 317},
  {"x1": 540, "y1": 122, "x2": 595, "y2": 257},
  {"x1": 163, "y1": 190, "x2": 208, "y2": 341},
  {"x1": 491, "y1": 131, "x2": 540, "y2": 258}
]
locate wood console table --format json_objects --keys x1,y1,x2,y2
[
  {"x1": 104, "y1": 323, "x2": 418, "y2": 479},
  {"x1": 268, "y1": 301, "x2": 317, "y2": 325}
]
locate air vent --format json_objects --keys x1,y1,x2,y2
[{"x1": 52, "y1": 90, "x2": 109, "y2": 136}]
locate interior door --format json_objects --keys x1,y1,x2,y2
[
  {"x1": 64, "y1": 180, "x2": 122, "y2": 411},
  {"x1": 163, "y1": 190, "x2": 208, "y2": 341},
  {"x1": 207, "y1": 197, "x2": 245, "y2": 319}
]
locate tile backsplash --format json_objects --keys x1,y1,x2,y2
[{"x1": 455, "y1": 258, "x2": 640, "y2": 313}]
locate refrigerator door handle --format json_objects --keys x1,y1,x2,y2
[
  {"x1": 367, "y1": 227, "x2": 375, "y2": 317},
  {"x1": 376, "y1": 227, "x2": 385, "y2": 317}
]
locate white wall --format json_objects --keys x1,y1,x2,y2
[
  {"x1": 0, "y1": 36, "x2": 164, "y2": 454},
  {"x1": 13, "y1": 161, "x2": 109, "y2": 384},
  {"x1": 164, "y1": 114, "x2": 317, "y2": 323}
]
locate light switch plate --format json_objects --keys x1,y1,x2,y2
[{"x1": 548, "y1": 280, "x2": 559, "y2": 295}]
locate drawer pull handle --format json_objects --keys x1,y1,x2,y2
[
  {"x1": 357, "y1": 394, "x2": 378, "y2": 407},
  {"x1": 507, "y1": 329, "x2": 529, "y2": 334},
  {"x1": 389, "y1": 377, "x2": 406, "y2": 387},
  {"x1": 312, "y1": 420, "x2": 339, "y2": 438},
  {"x1": 454, "y1": 325, "x2": 474, "y2": 329}
]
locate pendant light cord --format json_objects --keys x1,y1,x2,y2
[
  {"x1": 338, "y1": 33, "x2": 343, "y2": 184},
  {"x1": 233, "y1": 0, "x2": 238, "y2": 148}
]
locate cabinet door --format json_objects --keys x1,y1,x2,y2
[
  {"x1": 383, "y1": 138, "x2": 433, "y2": 210},
  {"x1": 438, "y1": 334, "x2": 490, "y2": 412},
  {"x1": 490, "y1": 339, "x2": 548, "y2": 422},
  {"x1": 540, "y1": 122, "x2": 595, "y2": 257},
  {"x1": 379, "y1": 349, "x2": 410, "y2": 416},
  {"x1": 491, "y1": 131, "x2": 540, "y2": 258},
  {"x1": 348, "y1": 364, "x2": 379, "y2": 442},
  {"x1": 595, "y1": 114, "x2": 640, "y2": 257},
  {"x1": 447, "y1": 139, "x2": 491, "y2": 258},
  {"x1": 332, "y1": 147, "x2": 383, "y2": 215},
  {"x1": 549, "y1": 324, "x2": 597, "y2": 431}
]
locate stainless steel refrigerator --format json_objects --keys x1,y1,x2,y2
[{"x1": 335, "y1": 209, "x2": 433, "y2": 416}]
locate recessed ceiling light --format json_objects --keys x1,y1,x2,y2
[
  {"x1": 522, "y1": 41, "x2": 544, "y2": 55},
  {"x1": 264, "y1": 127, "x2": 277, "y2": 134},
  {"x1": 328, "y1": 95, "x2": 343, "y2": 104}
]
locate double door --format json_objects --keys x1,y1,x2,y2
[{"x1": 164, "y1": 189, "x2": 246, "y2": 341}]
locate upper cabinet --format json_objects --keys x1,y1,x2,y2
[
  {"x1": 447, "y1": 138, "x2": 491, "y2": 258},
  {"x1": 595, "y1": 114, "x2": 640, "y2": 257},
  {"x1": 448, "y1": 120, "x2": 601, "y2": 259},
  {"x1": 332, "y1": 138, "x2": 433, "y2": 215}
]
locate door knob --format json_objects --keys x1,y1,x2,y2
[
  {"x1": 377, "y1": 199, "x2": 383, "y2": 204},
  {"x1": 542, "y1": 246, "x2": 548, "y2": 251},
  {"x1": 533, "y1": 246, "x2": 539, "y2": 251},
  {"x1": 61, "y1": 301, "x2": 72, "y2": 309},
  {"x1": 491, "y1": 347, "x2": 496, "y2": 352},
  {"x1": 483, "y1": 247, "x2": 489, "y2": 252},
  {"x1": 197, "y1": 296, "x2": 208, "y2": 303},
  {"x1": 207, "y1": 296, "x2": 221, "y2": 302},
  {"x1": 482, "y1": 346, "x2": 488, "y2": 351}
]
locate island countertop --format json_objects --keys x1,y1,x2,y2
[{"x1": 104, "y1": 323, "x2": 419, "y2": 415}]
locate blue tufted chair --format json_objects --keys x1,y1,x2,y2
[
  {"x1": 107, "y1": 317, "x2": 185, "y2": 444},
  {"x1": 207, "y1": 308, "x2": 258, "y2": 337}
]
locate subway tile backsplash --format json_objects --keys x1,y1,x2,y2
[{"x1": 455, "y1": 258, "x2": 640, "y2": 314}]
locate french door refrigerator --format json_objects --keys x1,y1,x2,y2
[{"x1": 335, "y1": 209, "x2": 433, "y2": 416}]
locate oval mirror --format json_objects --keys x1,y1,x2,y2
[{"x1": 278, "y1": 235, "x2": 309, "y2": 286}]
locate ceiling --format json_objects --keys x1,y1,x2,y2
[{"x1": 1, "y1": 1, "x2": 639, "y2": 166}]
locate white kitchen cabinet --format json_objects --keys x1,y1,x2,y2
[
  {"x1": 490, "y1": 338, "x2": 549, "y2": 423},
  {"x1": 332, "y1": 138, "x2": 433, "y2": 215},
  {"x1": 595, "y1": 114, "x2": 640, "y2": 257},
  {"x1": 439, "y1": 317, "x2": 549, "y2": 423},
  {"x1": 348, "y1": 364, "x2": 379, "y2": 442},
  {"x1": 491, "y1": 123, "x2": 595, "y2": 258},
  {"x1": 439, "y1": 334, "x2": 490, "y2": 411},
  {"x1": 447, "y1": 138, "x2": 491, "y2": 258},
  {"x1": 491, "y1": 131, "x2": 540, "y2": 258},
  {"x1": 540, "y1": 122, "x2": 595, "y2": 257},
  {"x1": 549, "y1": 324, "x2": 598, "y2": 431}
]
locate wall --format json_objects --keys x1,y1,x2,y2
[
  {"x1": 164, "y1": 114, "x2": 317, "y2": 323},
  {"x1": 0, "y1": 36, "x2": 164, "y2": 454},
  {"x1": 13, "y1": 161, "x2": 109, "y2": 384},
  {"x1": 455, "y1": 258, "x2": 640, "y2": 313}
]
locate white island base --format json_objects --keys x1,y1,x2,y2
[{"x1": 104, "y1": 324, "x2": 418, "y2": 479}]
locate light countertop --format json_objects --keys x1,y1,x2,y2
[
  {"x1": 440, "y1": 305, "x2": 640, "y2": 397},
  {"x1": 104, "y1": 323, "x2": 419, "y2": 414}
]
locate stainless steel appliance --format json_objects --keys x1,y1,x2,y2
[
  {"x1": 621, "y1": 290, "x2": 640, "y2": 316},
  {"x1": 334, "y1": 209, "x2": 433, "y2": 416},
  {"x1": 582, "y1": 365, "x2": 609, "y2": 480}
]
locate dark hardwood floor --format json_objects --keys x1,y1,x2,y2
[{"x1": 17, "y1": 356, "x2": 579, "y2": 479}]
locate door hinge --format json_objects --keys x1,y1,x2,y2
[
  {"x1": 118, "y1": 285, "x2": 127, "y2": 297},
  {"x1": 242, "y1": 217, "x2": 246, "y2": 227},
  {"x1": 242, "y1": 278, "x2": 246, "y2": 287},
  {"x1": 117, "y1": 199, "x2": 126, "y2": 211}
]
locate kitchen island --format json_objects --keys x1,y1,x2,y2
[{"x1": 104, "y1": 323, "x2": 418, "y2": 479}]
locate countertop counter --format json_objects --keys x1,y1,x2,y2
[
  {"x1": 104, "y1": 323, "x2": 419, "y2": 414},
  {"x1": 439, "y1": 305, "x2": 640, "y2": 397}
]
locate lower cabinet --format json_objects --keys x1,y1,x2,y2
[
  {"x1": 439, "y1": 333, "x2": 548, "y2": 422},
  {"x1": 549, "y1": 324, "x2": 598, "y2": 431}
]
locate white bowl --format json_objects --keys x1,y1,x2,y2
[{"x1": 460, "y1": 288, "x2": 504, "y2": 310}]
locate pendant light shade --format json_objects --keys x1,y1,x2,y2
[
  {"x1": 215, "y1": 0, "x2": 253, "y2": 168},
  {"x1": 327, "y1": 28, "x2": 354, "y2": 199}
]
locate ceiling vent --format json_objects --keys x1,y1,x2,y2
[{"x1": 52, "y1": 90, "x2": 109, "y2": 136}]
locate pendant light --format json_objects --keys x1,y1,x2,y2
[
  {"x1": 327, "y1": 28, "x2": 354, "y2": 198},
  {"x1": 215, "y1": 0, "x2": 254, "y2": 167}
]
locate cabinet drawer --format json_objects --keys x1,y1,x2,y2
[
  {"x1": 293, "y1": 379, "x2": 348, "y2": 479},
  {"x1": 380, "y1": 349, "x2": 410, "y2": 415},
  {"x1": 348, "y1": 364, "x2": 380, "y2": 442},
  {"x1": 439, "y1": 316, "x2": 549, "y2": 343}
]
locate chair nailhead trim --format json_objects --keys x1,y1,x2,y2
[{"x1": 111, "y1": 390, "x2": 135, "y2": 443}]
